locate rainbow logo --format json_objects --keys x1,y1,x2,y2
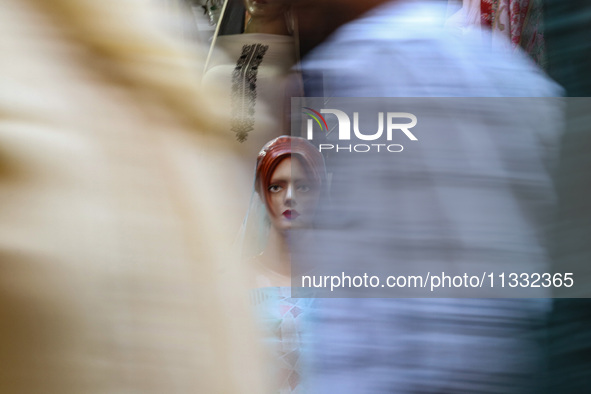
[{"x1": 303, "y1": 107, "x2": 328, "y2": 133}]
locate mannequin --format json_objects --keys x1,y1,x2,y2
[
  {"x1": 251, "y1": 136, "x2": 325, "y2": 287},
  {"x1": 202, "y1": 1, "x2": 303, "y2": 233},
  {"x1": 246, "y1": 136, "x2": 325, "y2": 394}
]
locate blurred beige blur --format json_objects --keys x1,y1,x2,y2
[{"x1": 0, "y1": 0, "x2": 264, "y2": 393}]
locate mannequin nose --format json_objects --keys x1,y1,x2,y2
[{"x1": 285, "y1": 184, "x2": 295, "y2": 207}]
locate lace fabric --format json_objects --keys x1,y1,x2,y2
[{"x1": 251, "y1": 287, "x2": 314, "y2": 394}]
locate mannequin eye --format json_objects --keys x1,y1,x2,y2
[
  {"x1": 268, "y1": 184, "x2": 282, "y2": 193},
  {"x1": 297, "y1": 184, "x2": 311, "y2": 193}
]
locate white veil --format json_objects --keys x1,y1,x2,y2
[{"x1": 235, "y1": 177, "x2": 271, "y2": 262}]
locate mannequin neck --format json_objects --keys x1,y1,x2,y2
[{"x1": 244, "y1": 14, "x2": 290, "y2": 35}]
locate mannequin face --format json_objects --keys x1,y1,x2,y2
[
  {"x1": 266, "y1": 157, "x2": 320, "y2": 232},
  {"x1": 244, "y1": 0, "x2": 288, "y2": 19}
]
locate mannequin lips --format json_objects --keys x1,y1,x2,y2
[{"x1": 283, "y1": 210, "x2": 300, "y2": 220}]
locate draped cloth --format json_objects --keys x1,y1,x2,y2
[
  {"x1": 203, "y1": 34, "x2": 298, "y2": 157},
  {"x1": 449, "y1": 0, "x2": 546, "y2": 67}
]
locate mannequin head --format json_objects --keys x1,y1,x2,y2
[{"x1": 255, "y1": 136, "x2": 325, "y2": 233}]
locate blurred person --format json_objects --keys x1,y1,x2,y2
[
  {"x1": 0, "y1": 0, "x2": 266, "y2": 393},
  {"x1": 240, "y1": 136, "x2": 326, "y2": 393},
  {"x1": 293, "y1": 0, "x2": 555, "y2": 97},
  {"x1": 287, "y1": 0, "x2": 563, "y2": 392}
]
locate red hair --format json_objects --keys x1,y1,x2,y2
[{"x1": 254, "y1": 136, "x2": 325, "y2": 210}]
